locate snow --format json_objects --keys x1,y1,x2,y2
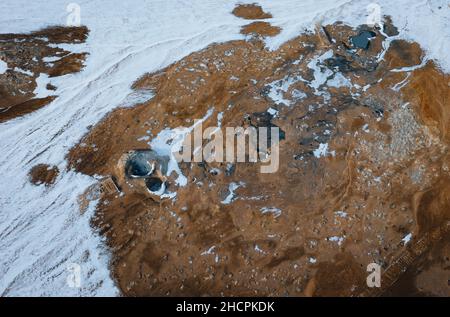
[
  {"x1": 0, "y1": 0, "x2": 448, "y2": 297},
  {"x1": 254, "y1": 245, "x2": 265, "y2": 254},
  {"x1": 327, "y1": 73, "x2": 352, "y2": 88},
  {"x1": 13, "y1": 67, "x2": 34, "y2": 77},
  {"x1": 120, "y1": 89, "x2": 155, "y2": 108},
  {"x1": 43, "y1": 56, "x2": 61, "y2": 63},
  {"x1": 267, "y1": 75, "x2": 306, "y2": 107},
  {"x1": 221, "y1": 182, "x2": 244, "y2": 205},
  {"x1": 335, "y1": 211, "x2": 348, "y2": 218},
  {"x1": 0, "y1": 59, "x2": 8, "y2": 74},
  {"x1": 267, "y1": 107, "x2": 279, "y2": 117},
  {"x1": 307, "y1": 50, "x2": 334, "y2": 92},
  {"x1": 402, "y1": 233, "x2": 412, "y2": 245},
  {"x1": 313, "y1": 143, "x2": 335, "y2": 158},
  {"x1": 327, "y1": 236, "x2": 345, "y2": 246},
  {"x1": 260, "y1": 207, "x2": 282, "y2": 218},
  {"x1": 149, "y1": 108, "x2": 213, "y2": 187},
  {"x1": 33, "y1": 73, "x2": 56, "y2": 98},
  {"x1": 201, "y1": 246, "x2": 216, "y2": 256}
]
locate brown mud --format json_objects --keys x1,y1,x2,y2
[
  {"x1": 0, "y1": 26, "x2": 89, "y2": 123},
  {"x1": 241, "y1": 22, "x2": 281, "y2": 37},
  {"x1": 67, "y1": 15, "x2": 450, "y2": 296},
  {"x1": 29, "y1": 164, "x2": 59, "y2": 186},
  {"x1": 232, "y1": 4, "x2": 272, "y2": 20}
]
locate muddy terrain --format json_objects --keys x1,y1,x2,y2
[
  {"x1": 0, "y1": 26, "x2": 88, "y2": 123},
  {"x1": 14, "y1": 4, "x2": 448, "y2": 297},
  {"x1": 28, "y1": 164, "x2": 59, "y2": 186},
  {"x1": 65, "y1": 12, "x2": 448, "y2": 296}
]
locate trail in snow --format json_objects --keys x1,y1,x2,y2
[{"x1": 0, "y1": 0, "x2": 448, "y2": 296}]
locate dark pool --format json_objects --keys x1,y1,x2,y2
[
  {"x1": 145, "y1": 177, "x2": 164, "y2": 192},
  {"x1": 350, "y1": 31, "x2": 377, "y2": 50},
  {"x1": 125, "y1": 151, "x2": 156, "y2": 178}
]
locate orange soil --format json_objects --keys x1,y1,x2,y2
[
  {"x1": 232, "y1": 4, "x2": 272, "y2": 20},
  {"x1": 67, "y1": 19, "x2": 450, "y2": 297},
  {"x1": 29, "y1": 164, "x2": 59, "y2": 186},
  {"x1": 0, "y1": 26, "x2": 89, "y2": 123}
]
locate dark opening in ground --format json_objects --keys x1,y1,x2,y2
[
  {"x1": 125, "y1": 151, "x2": 156, "y2": 178},
  {"x1": 350, "y1": 31, "x2": 377, "y2": 50},
  {"x1": 145, "y1": 177, "x2": 163, "y2": 192}
]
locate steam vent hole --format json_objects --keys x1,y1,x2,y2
[
  {"x1": 125, "y1": 151, "x2": 155, "y2": 178},
  {"x1": 350, "y1": 31, "x2": 377, "y2": 50},
  {"x1": 145, "y1": 177, "x2": 163, "y2": 192}
]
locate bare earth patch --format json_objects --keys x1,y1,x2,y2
[
  {"x1": 67, "y1": 16, "x2": 450, "y2": 297},
  {"x1": 0, "y1": 26, "x2": 89, "y2": 123},
  {"x1": 232, "y1": 3, "x2": 272, "y2": 20},
  {"x1": 29, "y1": 164, "x2": 59, "y2": 186}
]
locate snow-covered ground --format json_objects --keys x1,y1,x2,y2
[{"x1": 0, "y1": 0, "x2": 448, "y2": 296}]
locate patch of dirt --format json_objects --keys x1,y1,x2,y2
[
  {"x1": 29, "y1": 164, "x2": 59, "y2": 186},
  {"x1": 309, "y1": 253, "x2": 366, "y2": 296},
  {"x1": 232, "y1": 3, "x2": 272, "y2": 20},
  {"x1": 383, "y1": 226, "x2": 450, "y2": 297},
  {"x1": 241, "y1": 22, "x2": 281, "y2": 37},
  {"x1": 68, "y1": 15, "x2": 450, "y2": 297},
  {"x1": 0, "y1": 96, "x2": 57, "y2": 123},
  {"x1": 414, "y1": 238, "x2": 450, "y2": 297},
  {"x1": 0, "y1": 26, "x2": 89, "y2": 123}
]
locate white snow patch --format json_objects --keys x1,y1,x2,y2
[
  {"x1": 0, "y1": 0, "x2": 449, "y2": 297},
  {"x1": 42, "y1": 56, "x2": 60, "y2": 63},
  {"x1": 327, "y1": 236, "x2": 345, "y2": 246},
  {"x1": 267, "y1": 107, "x2": 279, "y2": 117},
  {"x1": 13, "y1": 67, "x2": 34, "y2": 77},
  {"x1": 291, "y1": 89, "x2": 307, "y2": 100},
  {"x1": 267, "y1": 75, "x2": 306, "y2": 106},
  {"x1": 201, "y1": 246, "x2": 216, "y2": 256},
  {"x1": 33, "y1": 73, "x2": 56, "y2": 99},
  {"x1": 307, "y1": 50, "x2": 334, "y2": 92},
  {"x1": 0, "y1": 59, "x2": 8, "y2": 74},
  {"x1": 120, "y1": 89, "x2": 155, "y2": 108},
  {"x1": 254, "y1": 245, "x2": 265, "y2": 254},
  {"x1": 327, "y1": 72, "x2": 352, "y2": 88},
  {"x1": 313, "y1": 143, "x2": 335, "y2": 158},
  {"x1": 335, "y1": 210, "x2": 348, "y2": 218}
]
